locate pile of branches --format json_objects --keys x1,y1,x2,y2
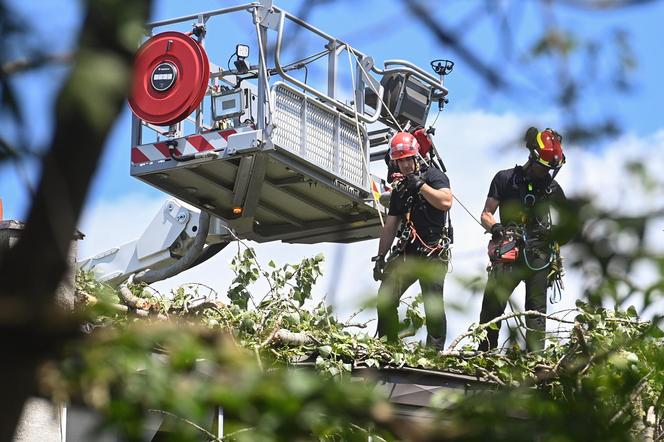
[{"x1": 64, "y1": 248, "x2": 664, "y2": 441}]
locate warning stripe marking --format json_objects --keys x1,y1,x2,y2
[
  {"x1": 131, "y1": 148, "x2": 150, "y2": 164},
  {"x1": 131, "y1": 127, "x2": 249, "y2": 164},
  {"x1": 185, "y1": 135, "x2": 214, "y2": 155}
]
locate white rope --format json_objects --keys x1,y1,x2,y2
[
  {"x1": 351, "y1": 48, "x2": 486, "y2": 236},
  {"x1": 453, "y1": 194, "x2": 484, "y2": 229},
  {"x1": 345, "y1": 44, "x2": 383, "y2": 227},
  {"x1": 352, "y1": 51, "x2": 434, "y2": 175},
  {"x1": 356, "y1": 51, "x2": 484, "y2": 237}
]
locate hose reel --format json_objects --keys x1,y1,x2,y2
[{"x1": 128, "y1": 31, "x2": 210, "y2": 126}]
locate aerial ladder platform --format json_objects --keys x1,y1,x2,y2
[{"x1": 79, "y1": 0, "x2": 452, "y2": 286}]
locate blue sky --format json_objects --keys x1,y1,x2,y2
[
  {"x1": 2, "y1": 0, "x2": 663, "y2": 218},
  {"x1": 2, "y1": 0, "x2": 663, "y2": 343}
]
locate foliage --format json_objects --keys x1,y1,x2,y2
[
  {"x1": 53, "y1": 238, "x2": 664, "y2": 441},
  {"x1": 48, "y1": 321, "x2": 390, "y2": 442},
  {"x1": 2, "y1": 0, "x2": 663, "y2": 440},
  {"x1": 430, "y1": 302, "x2": 664, "y2": 442}
]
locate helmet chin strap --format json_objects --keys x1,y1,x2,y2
[
  {"x1": 524, "y1": 160, "x2": 556, "y2": 188},
  {"x1": 550, "y1": 166, "x2": 561, "y2": 181}
]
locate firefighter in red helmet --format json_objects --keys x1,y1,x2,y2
[
  {"x1": 372, "y1": 132, "x2": 453, "y2": 350},
  {"x1": 478, "y1": 127, "x2": 568, "y2": 352}
]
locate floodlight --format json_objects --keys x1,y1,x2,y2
[{"x1": 236, "y1": 44, "x2": 249, "y2": 59}]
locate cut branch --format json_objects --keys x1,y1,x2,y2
[
  {"x1": 271, "y1": 329, "x2": 315, "y2": 346},
  {"x1": 447, "y1": 310, "x2": 575, "y2": 351},
  {"x1": 118, "y1": 283, "x2": 152, "y2": 311},
  {"x1": 78, "y1": 291, "x2": 166, "y2": 320}
]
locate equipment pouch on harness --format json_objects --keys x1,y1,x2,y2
[
  {"x1": 488, "y1": 238, "x2": 519, "y2": 263},
  {"x1": 487, "y1": 227, "x2": 523, "y2": 263}
]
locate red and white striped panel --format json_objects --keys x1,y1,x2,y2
[{"x1": 131, "y1": 127, "x2": 251, "y2": 164}]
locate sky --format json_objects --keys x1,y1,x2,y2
[{"x1": 1, "y1": 0, "x2": 663, "y2": 346}]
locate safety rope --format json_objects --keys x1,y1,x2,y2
[
  {"x1": 349, "y1": 47, "x2": 492, "y2": 242},
  {"x1": 452, "y1": 194, "x2": 484, "y2": 229},
  {"x1": 279, "y1": 48, "x2": 330, "y2": 72},
  {"x1": 345, "y1": 44, "x2": 384, "y2": 226},
  {"x1": 522, "y1": 248, "x2": 554, "y2": 271},
  {"x1": 352, "y1": 51, "x2": 405, "y2": 133}
]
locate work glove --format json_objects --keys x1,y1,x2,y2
[
  {"x1": 389, "y1": 172, "x2": 404, "y2": 185},
  {"x1": 490, "y1": 223, "x2": 505, "y2": 242},
  {"x1": 405, "y1": 173, "x2": 425, "y2": 195},
  {"x1": 372, "y1": 255, "x2": 386, "y2": 281}
]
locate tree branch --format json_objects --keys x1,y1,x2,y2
[
  {"x1": 403, "y1": 0, "x2": 509, "y2": 90},
  {"x1": 609, "y1": 370, "x2": 653, "y2": 425},
  {"x1": 78, "y1": 291, "x2": 167, "y2": 320},
  {"x1": 446, "y1": 310, "x2": 575, "y2": 351},
  {"x1": 0, "y1": 2, "x2": 152, "y2": 437},
  {"x1": 1, "y1": 53, "x2": 72, "y2": 77},
  {"x1": 118, "y1": 282, "x2": 152, "y2": 311},
  {"x1": 271, "y1": 329, "x2": 316, "y2": 346},
  {"x1": 147, "y1": 409, "x2": 217, "y2": 440}
]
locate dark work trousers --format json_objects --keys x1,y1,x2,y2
[
  {"x1": 478, "y1": 249, "x2": 550, "y2": 352},
  {"x1": 376, "y1": 254, "x2": 448, "y2": 348}
]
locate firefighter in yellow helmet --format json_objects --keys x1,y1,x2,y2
[
  {"x1": 372, "y1": 132, "x2": 453, "y2": 350},
  {"x1": 478, "y1": 127, "x2": 568, "y2": 352}
]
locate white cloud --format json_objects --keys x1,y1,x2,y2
[
  {"x1": 78, "y1": 194, "x2": 165, "y2": 255},
  {"x1": 76, "y1": 113, "x2": 664, "y2": 348}
]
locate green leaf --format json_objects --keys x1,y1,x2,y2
[{"x1": 318, "y1": 345, "x2": 332, "y2": 358}]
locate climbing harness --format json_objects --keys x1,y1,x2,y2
[{"x1": 387, "y1": 173, "x2": 452, "y2": 263}]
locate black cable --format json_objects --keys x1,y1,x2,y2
[{"x1": 227, "y1": 52, "x2": 235, "y2": 72}]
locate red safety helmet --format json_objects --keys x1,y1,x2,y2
[
  {"x1": 526, "y1": 127, "x2": 566, "y2": 170},
  {"x1": 389, "y1": 132, "x2": 419, "y2": 161}
]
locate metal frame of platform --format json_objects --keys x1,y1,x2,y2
[{"x1": 127, "y1": 1, "x2": 447, "y2": 245}]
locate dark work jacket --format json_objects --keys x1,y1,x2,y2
[
  {"x1": 487, "y1": 165, "x2": 566, "y2": 248},
  {"x1": 389, "y1": 167, "x2": 450, "y2": 254}
]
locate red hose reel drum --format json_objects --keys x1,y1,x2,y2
[{"x1": 128, "y1": 31, "x2": 210, "y2": 126}]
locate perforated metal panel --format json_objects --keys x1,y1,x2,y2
[
  {"x1": 305, "y1": 103, "x2": 335, "y2": 171},
  {"x1": 272, "y1": 85, "x2": 302, "y2": 154},
  {"x1": 272, "y1": 83, "x2": 367, "y2": 189},
  {"x1": 339, "y1": 120, "x2": 364, "y2": 186}
]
